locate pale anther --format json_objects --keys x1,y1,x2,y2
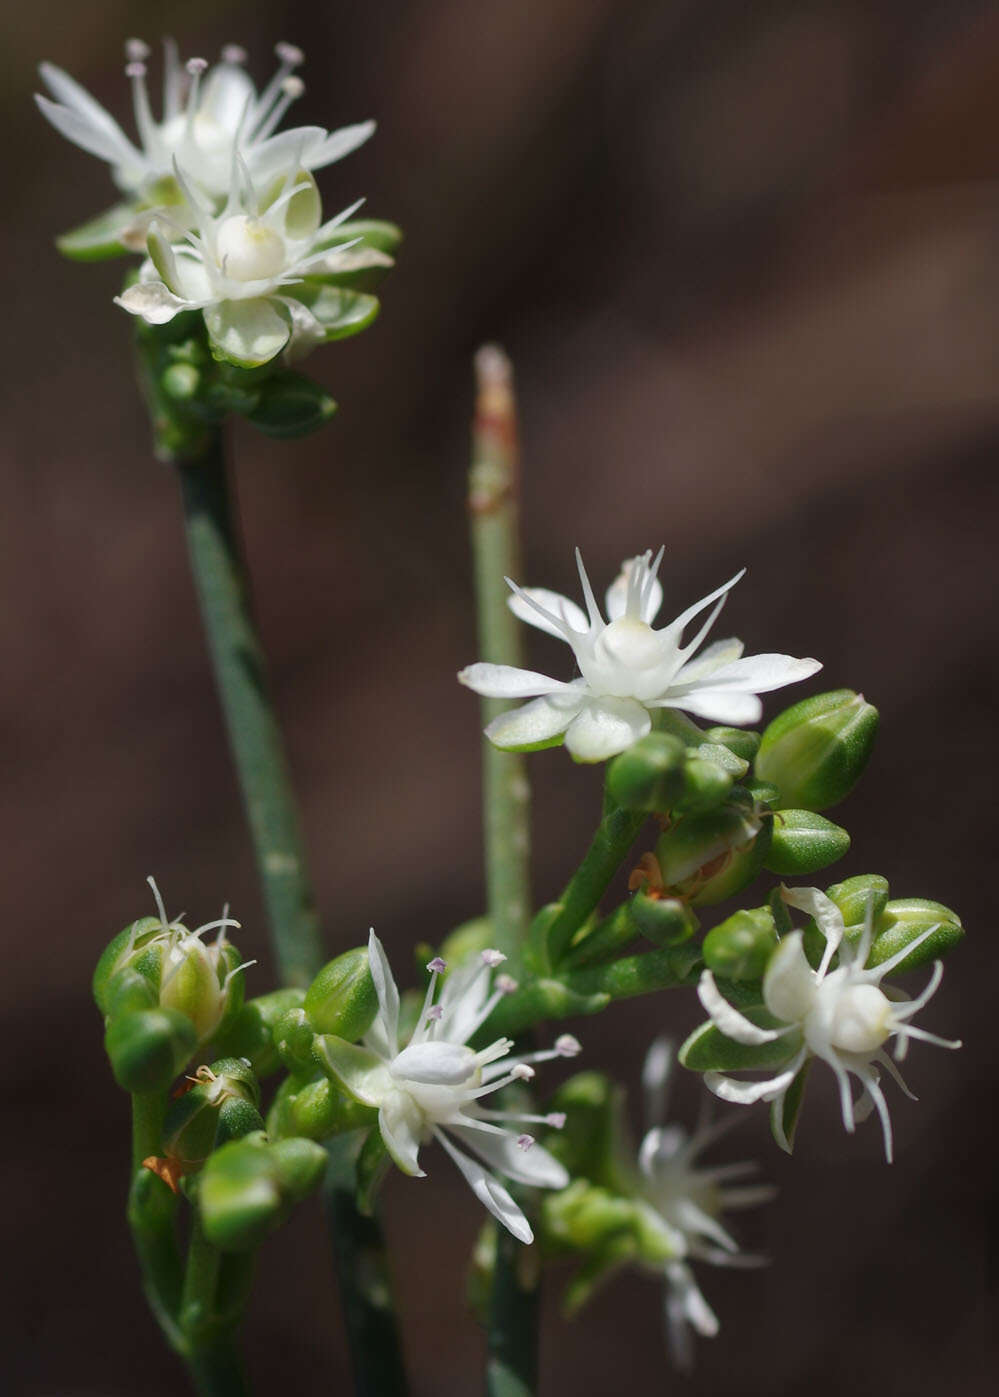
[{"x1": 275, "y1": 42, "x2": 305, "y2": 65}]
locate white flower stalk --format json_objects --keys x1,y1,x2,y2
[
  {"x1": 114, "y1": 150, "x2": 386, "y2": 366},
  {"x1": 636, "y1": 1039, "x2": 773, "y2": 1372},
  {"x1": 458, "y1": 548, "x2": 821, "y2": 763},
  {"x1": 697, "y1": 887, "x2": 962, "y2": 1159},
  {"x1": 317, "y1": 932, "x2": 576, "y2": 1243},
  {"x1": 37, "y1": 40, "x2": 374, "y2": 246}
]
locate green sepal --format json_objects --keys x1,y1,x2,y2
[
  {"x1": 679, "y1": 1011, "x2": 799, "y2": 1073},
  {"x1": 703, "y1": 726, "x2": 761, "y2": 763},
  {"x1": 273, "y1": 1007, "x2": 318, "y2": 1074},
  {"x1": 267, "y1": 1071, "x2": 376, "y2": 1141},
  {"x1": 209, "y1": 987, "x2": 306, "y2": 1078},
  {"x1": 103, "y1": 967, "x2": 157, "y2": 1020},
  {"x1": 245, "y1": 371, "x2": 338, "y2": 439},
  {"x1": 695, "y1": 742, "x2": 749, "y2": 778},
  {"x1": 755, "y1": 689, "x2": 879, "y2": 811},
  {"x1": 826, "y1": 874, "x2": 890, "y2": 929},
  {"x1": 702, "y1": 907, "x2": 777, "y2": 981},
  {"x1": 105, "y1": 1008, "x2": 197, "y2": 1093},
  {"x1": 268, "y1": 1137, "x2": 328, "y2": 1203},
  {"x1": 629, "y1": 892, "x2": 698, "y2": 948},
  {"x1": 868, "y1": 897, "x2": 963, "y2": 971},
  {"x1": 304, "y1": 946, "x2": 379, "y2": 1039},
  {"x1": 199, "y1": 1135, "x2": 281, "y2": 1252},
  {"x1": 355, "y1": 1127, "x2": 391, "y2": 1215},
  {"x1": 296, "y1": 285, "x2": 381, "y2": 341},
  {"x1": 771, "y1": 1059, "x2": 811, "y2": 1152},
  {"x1": 764, "y1": 809, "x2": 850, "y2": 876},
  {"x1": 56, "y1": 201, "x2": 137, "y2": 260},
  {"x1": 653, "y1": 801, "x2": 770, "y2": 907},
  {"x1": 672, "y1": 757, "x2": 733, "y2": 814},
  {"x1": 215, "y1": 1095, "x2": 267, "y2": 1147},
  {"x1": 93, "y1": 917, "x2": 161, "y2": 1012},
  {"x1": 310, "y1": 219, "x2": 403, "y2": 291},
  {"x1": 606, "y1": 733, "x2": 686, "y2": 811}
]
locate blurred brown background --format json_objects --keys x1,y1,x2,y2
[{"x1": 2, "y1": 0, "x2": 997, "y2": 1392}]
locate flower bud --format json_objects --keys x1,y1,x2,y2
[
  {"x1": 199, "y1": 1134, "x2": 281, "y2": 1252},
  {"x1": 273, "y1": 1007, "x2": 319, "y2": 1074},
  {"x1": 825, "y1": 874, "x2": 891, "y2": 930},
  {"x1": 545, "y1": 1180, "x2": 635, "y2": 1250},
  {"x1": 755, "y1": 689, "x2": 879, "y2": 811},
  {"x1": 267, "y1": 1072, "x2": 375, "y2": 1141},
  {"x1": 702, "y1": 908, "x2": 777, "y2": 980},
  {"x1": 246, "y1": 372, "x2": 338, "y2": 439},
  {"x1": 607, "y1": 733, "x2": 687, "y2": 811},
  {"x1": 268, "y1": 1137, "x2": 328, "y2": 1203},
  {"x1": 162, "y1": 1059, "x2": 261, "y2": 1172},
  {"x1": 703, "y1": 726, "x2": 761, "y2": 764},
  {"x1": 868, "y1": 897, "x2": 963, "y2": 972},
  {"x1": 104, "y1": 1008, "x2": 198, "y2": 1093},
  {"x1": 672, "y1": 757, "x2": 733, "y2": 815},
  {"x1": 764, "y1": 809, "x2": 850, "y2": 876},
  {"x1": 211, "y1": 987, "x2": 306, "y2": 1078},
  {"x1": 304, "y1": 947, "x2": 378, "y2": 1039},
  {"x1": 629, "y1": 892, "x2": 698, "y2": 948},
  {"x1": 653, "y1": 804, "x2": 769, "y2": 907}
]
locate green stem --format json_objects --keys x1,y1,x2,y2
[
  {"x1": 176, "y1": 436, "x2": 322, "y2": 989},
  {"x1": 468, "y1": 347, "x2": 539, "y2": 1396},
  {"x1": 180, "y1": 1213, "x2": 250, "y2": 1397},
  {"x1": 469, "y1": 345, "x2": 531, "y2": 963},
  {"x1": 324, "y1": 1135, "x2": 409, "y2": 1397},
  {"x1": 128, "y1": 1092, "x2": 185, "y2": 1353}
]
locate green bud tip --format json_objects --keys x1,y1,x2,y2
[{"x1": 755, "y1": 689, "x2": 878, "y2": 812}]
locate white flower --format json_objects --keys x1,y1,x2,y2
[
  {"x1": 316, "y1": 932, "x2": 577, "y2": 1243},
  {"x1": 458, "y1": 548, "x2": 821, "y2": 763},
  {"x1": 696, "y1": 886, "x2": 962, "y2": 1159},
  {"x1": 635, "y1": 1039, "x2": 773, "y2": 1372},
  {"x1": 114, "y1": 151, "x2": 387, "y2": 366},
  {"x1": 36, "y1": 39, "x2": 373, "y2": 244}
]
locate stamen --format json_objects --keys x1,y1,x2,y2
[
  {"x1": 125, "y1": 38, "x2": 151, "y2": 62},
  {"x1": 575, "y1": 547, "x2": 603, "y2": 628},
  {"x1": 555, "y1": 1034, "x2": 582, "y2": 1056},
  {"x1": 222, "y1": 44, "x2": 248, "y2": 64},
  {"x1": 125, "y1": 62, "x2": 147, "y2": 79},
  {"x1": 547, "y1": 1112, "x2": 567, "y2": 1129},
  {"x1": 184, "y1": 59, "x2": 208, "y2": 140},
  {"x1": 517, "y1": 1134, "x2": 534, "y2": 1150},
  {"x1": 186, "y1": 57, "x2": 209, "y2": 75},
  {"x1": 427, "y1": 957, "x2": 447, "y2": 974},
  {"x1": 146, "y1": 875, "x2": 170, "y2": 933},
  {"x1": 512, "y1": 1064, "x2": 535, "y2": 1080},
  {"x1": 481, "y1": 949, "x2": 506, "y2": 967},
  {"x1": 275, "y1": 42, "x2": 305, "y2": 65},
  {"x1": 162, "y1": 38, "x2": 182, "y2": 122},
  {"x1": 642, "y1": 545, "x2": 665, "y2": 614},
  {"x1": 427, "y1": 1005, "x2": 443, "y2": 1021},
  {"x1": 223, "y1": 959, "x2": 257, "y2": 990},
  {"x1": 252, "y1": 75, "x2": 306, "y2": 143},
  {"x1": 504, "y1": 577, "x2": 574, "y2": 640},
  {"x1": 496, "y1": 974, "x2": 518, "y2": 995}
]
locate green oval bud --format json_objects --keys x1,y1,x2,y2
[
  {"x1": 268, "y1": 1137, "x2": 328, "y2": 1203},
  {"x1": 304, "y1": 948, "x2": 378, "y2": 1039},
  {"x1": 673, "y1": 757, "x2": 733, "y2": 814},
  {"x1": 654, "y1": 805, "x2": 765, "y2": 906},
  {"x1": 629, "y1": 892, "x2": 698, "y2": 948},
  {"x1": 826, "y1": 874, "x2": 891, "y2": 929},
  {"x1": 764, "y1": 809, "x2": 850, "y2": 876},
  {"x1": 200, "y1": 1135, "x2": 281, "y2": 1252},
  {"x1": 703, "y1": 908, "x2": 778, "y2": 980},
  {"x1": 606, "y1": 733, "x2": 686, "y2": 811},
  {"x1": 755, "y1": 689, "x2": 879, "y2": 811},
  {"x1": 215, "y1": 1095, "x2": 267, "y2": 1147},
  {"x1": 105, "y1": 1008, "x2": 197, "y2": 1093},
  {"x1": 93, "y1": 917, "x2": 162, "y2": 1013},
  {"x1": 703, "y1": 726, "x2": 761, "y2": 763},
  {"x1": 267, "y1": 1073, "x2": 374, "y2": 1141},
  {"x1": 869, "y1": 897, "x2": 963, "y2": 972},
  {"x1": 273, "y1": 1007, "x2": 319, "y2": 1074},
  {"x1": 162, "y1": 1058, "x2": 262, "y2": 1173},
  {"x1": 161, "y1": 363, "x2": 201, "y2": 400},
  {"x1": 246, "y1": 372, "x2": 337, "y2": 439},
  {"x1": 210, "y1": 987, "x2": 306, "y2": 1077}
]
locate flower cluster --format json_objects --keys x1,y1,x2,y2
[
  {"x1": 459, "y1": 548, "x2": 821, "y2": 762},
  {"x1": 37, "y1": 40, "x2": 390, "y2": 369},
  {"x1": 692, "y1": 886, "x2": 961, "y2": 1158},
  {"x1": 316, "y1": 933, "x2": 577, "y2": 1242}
]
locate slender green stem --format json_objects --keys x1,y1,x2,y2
[
  {"x1": 324, "y1": 1135, "x2": 409, "y2": 1397},
  {"x1": 468, "y1": 346, "x2": 539, "y2": 1396},
  {"x1": 469, "y1": 345, "x2": 531, "y2": 964},
  {"x1": 180, "y1": 1213, "x2": 250, "y2": 1397},
  {"x1": 176, "y1": 436, "x2": 322, "y2": 989},
  {"x1": 128, "y1": 1092, "x2": 185, "y2": 1353}
]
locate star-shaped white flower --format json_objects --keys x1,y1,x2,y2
[
  {"x1": 458, "y1": 548, "x2": 822, "y2": 763},
  {"x1": 635, "y1": 1039, "x2": 773, "y2": 1372},
  {"x1": 696, "y1": 887, "x2": 962, "y2": 1159},
  {"x1": 316, "y1": 932, "x2": 576, "y2": 1243},
  {"x1": 37, "y1": 40, "x2": 373, "y2": 247},
  {"x1": 114, "y1": 147, "x2": 387, "y2": 366}
]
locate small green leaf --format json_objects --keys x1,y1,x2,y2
[
  {"x1": 56, "y1": 202, "x2": 136, "y2": 261},
  {"x1": 680, "y1": 1013, "x2": 800, "y2": 1073}
]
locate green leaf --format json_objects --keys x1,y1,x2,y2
[
  {"x1": 679, "y1": 1012, "x2": 800, "y2": 1073},
  {"x1": 56, "y1": 201, "x2": 136, "y2": 261}
]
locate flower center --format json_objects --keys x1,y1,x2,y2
[
  {"x1": 828, "y1": 983, "x2": 893, "y2": 1054},
  {"x1": 216, "y1": 215, "x2": 286, "y2": 281},
  {"x1": 596, "y1": 617, "x2": 663, "y2": 671}
]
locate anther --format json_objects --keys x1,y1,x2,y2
[
  {"x1": 496, "y1": 974, "x2": 518, "y2": 995},
  {"x1": 427, "y1": 1005, "x2": 443, "y2": 1022},
  {"x1": 555, "y1": 1034, "x2": 582, "y2": 1057},
  {"x1": 546, "y1": 1112, "x2": 567, "y2": 1129},
  {"x1": 125, "y1": 62, "x2": 147, "y2": 79},
  {"x1": 516, "y1": 1134, "x2": 535, "y2": 1150},
  {"x1": 275, "y1": 42, "x2": 305, "y2": 66},
  {"x1": 281, "y1": 75, "x2": 305, "y2": 99},
  {"x1": 186, "y1": 57, "x2": 209, "y2": 76},
  {"x1": 427, "y1": 957, "x2": 447, "y2": 974},
  {"x1": 125, "y1": 38, "x2": 151, "y2": 62},
  {"x1": 222, "y1": 44, "x2": 248, "y2": 64},
  {"x1": 482, "y1": 949, "x2": 507, "y2": 967},
  {"x1": 512, "y1": 1064, "x2": 536, "y2": 1081}
]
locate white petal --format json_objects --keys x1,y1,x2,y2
[
  {"x1": 204, "y1": 298, "x2": 291, "y2": 368},
  {"x1": 563, "y1": 697, "x2": 651, "y2": 762},
  {"x1": 309, "y1": 119, "x2": 377, "y2": 168},
  {"x1": 483, "y1": 691, "x2": 582, "y2": 751},
  {"x1": 314, "y1": 1036, "x2": 392, "y2": 1107},
  {"x1": 35, "y1": 74, "x2": 139, "y2": 167},
  {"x1": 507, "y1": 586, "x2": 587, "y2": 639},
  {"x1": 457, "y1": 662, "x2": 570, "y2": 699},
  {"x1": 672, "y1": 638, "x2": 744, "y2": 686},
  {"x1": 642, "y1": 1037, "x2": 675, "y2": 1128},
  {"x1": 688, "y1": 653, "x2": 822, "y2": 694},
  {"x1": 114, "y1": 280, "x2": 193, "y2": 324},
  {"x1": 276, "y1": 296, "x2": 326, "y2": 362},
  {"x1": 704, "y1": 1064, "x2": 800, "y2": 1105},
  {"x1": 379, "y1": 1096, "x2": 425, "y2": 1177},
  {"x1": 200, "y1": 63, "x2": 256, "y2": 131},
  {"x1": 366, "y1": 929, "x2": 400, "y2": 1058},
  {"x1": 605, "y1": 563, "x2": 663, "y2": 624},
  {"x1": 435, "y1": 1131, "x2": 533, "y2": 1242},
  {"x1": 762, "y1": 931, "x2": 817, "y2": 1023},
  {"x1": 658, "y1": 689, "x2": 763, "y2": 725},
  {"x1": 666, "y1": 1260, "x2": 719, "y2": 1339},
  {"x1": 698, "y1": 971, "x2": 786, "y2": 1044},
  {"x1": 391, "y1": 1040, "x2": 476, "y2": 1085},
  {"x1": 638, "y1": 1125, "x2": 686, "y2": 1180},
  {"x1": 780, "y1": 889, "x2": 843, "y2": 979},
  {"x1": 248, "y1": 126, "x2": 330, "y2": 184},
  {"x1": 452, "y1": 1122, "x2": 569, "y2": 1189}
]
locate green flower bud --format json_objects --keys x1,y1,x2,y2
[
  {"x1": 546, "y1": 1073, "x2": 623, "y2": 1187},
  {"x1": 826, "y1": 874, "x2": 890, "y2": 929},
  {"x1": 199, "y1": 1134, "x2": 281, "y2": 1252},
  {"x1": 273, "y1": 1007, "x2": 319, "y2": 1074},
  {"x1": 544, "y1": 1179, "x2": 636, "y2": 1251},
  {"x1": 703, "y1": 726, "x2": 761, "y2": 763},
  {"x1": 702, "y1": 908, "x2": 777, "y2": 980},
  {"x1": 268, "y1": 1137, "x2": 328, "y2": 1203},
  {"x1": 606, "y1": 733, "x2": 687, "y2": 811},
  {"x1": 755, "y1": 689, "x2": 879, "y2": 811},
  {"x1": 628, "y1": 892, "x2": 698, "y2": 948},
  {"x1": 104, "y1": 1008, "x2": 197, "y2": 1093},
  {"x1": 215, "y1": 1094, "x2": 267, "y2": 1147},
  {"x1": 267, "y1": 1072, "x2": 374, "y2": 1141},
  {"x1": 672, "y1": 757, "x2": 733, "y2": 814},
  {"x1": 245, "y1": 372, "x2": 337, "y2": 439},
  {"x1": 764, "y1": 809, "x2": 850, "y2": 876},
  {"x1": 161, "y1": 362, "x2": 201, "y2": 401},
  {"x1": 304, "y1": 947, "x2": 378, "y2": 1039},
  {"x1": 869, "y1": 897, "x2": 963, "y2": 972},
  {"x1": 210, "y1": 987, "x2": 306, "y2": 1078},
  {"x1": 653, "y1": 803, "x2": 769, "y2": 907},
  {"x1": 743, "y1": 778, "x2": 781, "y2": 806},
  {"x1": 161, "y1": 1059, "x2": 259, "y2": 1173}
]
